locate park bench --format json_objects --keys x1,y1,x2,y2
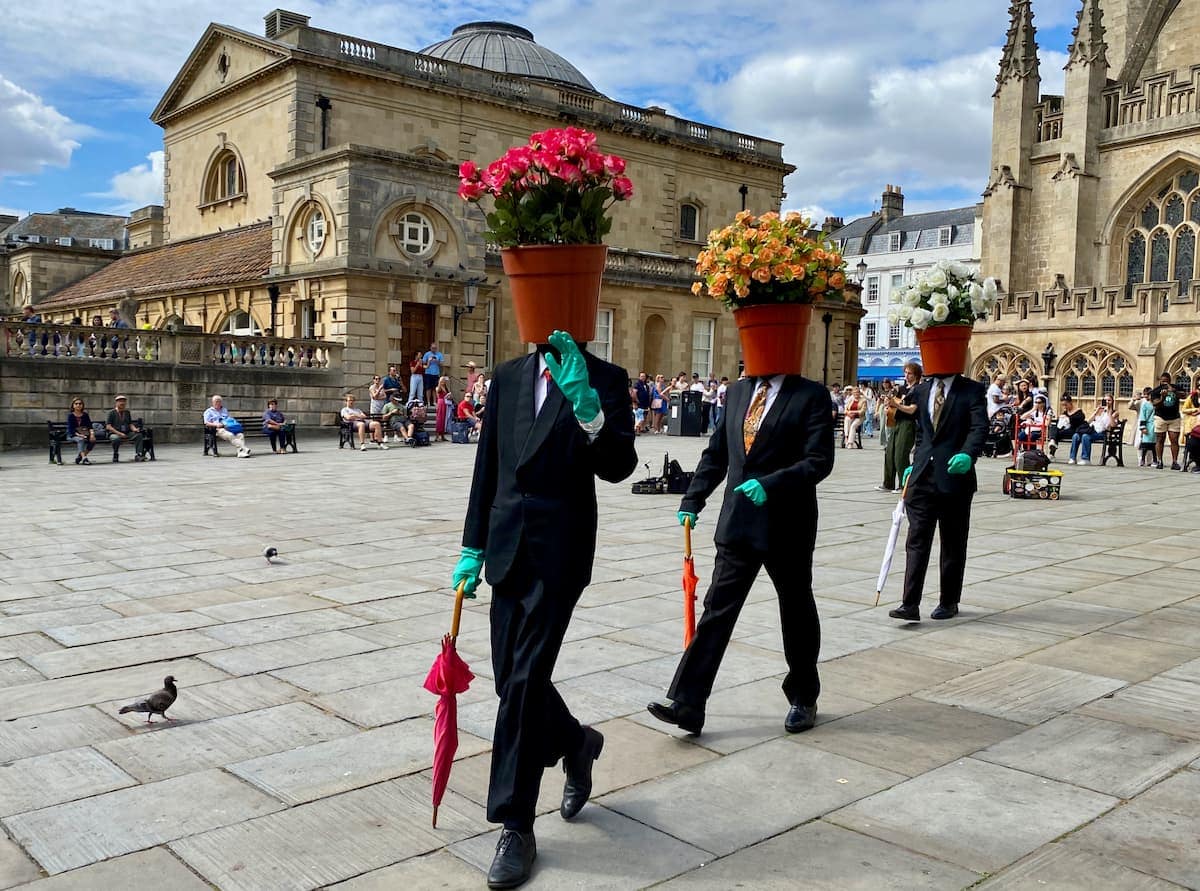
[
  {"x1": 833, "y1": 411, "x2": 863, "y2": 448},
  {"x1": 204, "y1": 416, "x2": 297, "y2": 456},
  {"x1": 48, "y1": 418, "x2": 156, "y2": 465},
  {"x1": 1099, "y1": 419, "x2": 1127, "y2": 467}
]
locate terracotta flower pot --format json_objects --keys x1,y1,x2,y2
[
  {"x1": 734, "y1": 303, "x2": 813, "y2": 377},
  {"x1": 501, "y1": 244, "x2": 608, "y2": 344},
  {"x1": 916, "y1": 324, "x2": 973, "y2": 376}
]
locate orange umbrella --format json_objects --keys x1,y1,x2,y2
[
  {"x1": 682, "y1": 517, "x2": 699, "y2": 648},
  {"x1": 423, "y1": 579, "x2": 475, "y2": 828}
]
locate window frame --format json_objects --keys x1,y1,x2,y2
[
  {"x1": 679, "y1": 203, "x2": 700, "y2": 242},
  {"x1": 222, "y1": 310, "x2": 262, "y2": 337},
  {"x1": 864, "y1": 321, "x2": 877, "y2": 349},
  {"x1": 593, "y1": 308, "x2": 614, "y2": 362},
  {"x1": 938, "y1": 226, "x2": 952, "y2": 247},
  {"x1": 888, "y1": 323, "x2": 901, "y2": 349},
  {"x1": 305, "y1": 208, "x2": 327, "y2": 257},
  {"x1": 691, "y1": 316, "x2": 715, "y2": 379},
  {"x1": 888, "y1": 231, "x2": 901, "y2": 252},
  {"x1": 866, "y1": 276, "x2": 879, "y2": 304},
  {"x1": 396, "y1": 211, "x2": 435, "y2": 258}
]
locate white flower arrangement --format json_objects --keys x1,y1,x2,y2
[{"x1": 887, "y1": 259, "x2": 999, "y2": 331}]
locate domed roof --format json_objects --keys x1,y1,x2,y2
[{"x1": 419, "y1": 22, "x2": 598, "y2": 94}]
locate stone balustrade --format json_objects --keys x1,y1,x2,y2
[
  {"x1": 483, "y1": 244, "x2": 697, "y2": 288},
  {"x1": 1103, "y1": 66, "x2": 1199, "y2": 128},
  {"x1": 4, "y1": 323, "x2": 341, "y2": 371}
]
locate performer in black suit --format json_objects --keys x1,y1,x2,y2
[
  {"x1": 888, "y1": 370, "x2": 987, "y2": 622},
  {"x1": 647, "y1": 374, "x2": 834, "y2": 736},
  {"x1": 456, "y1": 330, "x2": 636, "y2": 889}
]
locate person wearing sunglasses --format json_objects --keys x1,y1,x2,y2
[{"x1": 368, "y1": 374, "x2": 387, "y2": 416}]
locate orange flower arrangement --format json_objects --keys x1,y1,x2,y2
[{"x1": 692, "y1": 211, "x2": 849, "y2": 310}]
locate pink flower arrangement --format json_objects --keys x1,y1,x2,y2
[{"x1": 458, "y1": 127, "x2": 633, "y2": 246}]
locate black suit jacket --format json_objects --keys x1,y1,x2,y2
[
  {"x1": 909, "y1": 375, "x2": 988, "y2": 495},
  {"x1": 463, "y1": 349, "x2": 637, "y2": 592},
  {"x1": 680, "y1": 376, "x2": 834, "y2": 554}
]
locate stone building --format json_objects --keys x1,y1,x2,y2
[
  {"x1": 830, "y1": 186, "x2": 981, "y2": 384},
  {"x1": 31, "y1": 10, "x2": 865, "y2": 385},
  {"x1": 1, "y1": 209, "x2": 127, "y2": 315},
  {"x1": 975, "y1": 0, "x2": 1200, "y2": 408}
]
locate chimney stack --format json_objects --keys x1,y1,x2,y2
[
  {"x1": 265, "y1": 9, "x2": 310, "y2": 39},
  {"x1": 880, "y1": 184, "x2": 905, "y2": 223},
  {"x1": 821, "y1": 216, "x2": 844, "y2": 234}
]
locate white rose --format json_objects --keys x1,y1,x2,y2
[
  {"x1": 968, "y1": 282, "x2": 984, "y2": 301},
  {"x1": 951, "y1": 261, "x2": 971, "y2": 278},
  {"x1": 898, "y1": 304, "x2": 913, "y2": 321},
  {"x1": 889, "y1": 289, "x2": 904, "y2": 305},
  {"x1": 983, "y1": 277, "x2": 998, "y2": 299},
  {"x1": 936, "y1": 258, "x2": 953, "y2": 272},
  {"x1": 947, "y1": 284, "x2": 959, "y2": 300},
  {"x1": 971, "y1": 297, "x2": 990, "y2": 316},
  {"x1": 929, "y1": 291, "x2": 949, "y2": 306},
  {"x1": 931, "y1": 303, "x2": 950, "y2": 323},
  {"x1": 919, "y1": 279, "x2": 933, "y2": 295},
  {"x1": 903, "y1": 289, "x2": 920, "y2": 307},
  {"x1": 887, "y1": 307, "x2": 900, "y2": 325},
  {"x1": 909, "y1": 307, "x2": 934, "y2": 329},
  {"x1": 927, "y1": 269, "x2": 948, "y2": 289}
]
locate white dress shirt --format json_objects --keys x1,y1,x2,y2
[{"x1": 926, "y1": 375, "x2": 957, "y2": 420}]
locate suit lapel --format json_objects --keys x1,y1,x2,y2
[
  {"x1": 518, "y1": 352, "x2": 569, "y2": 466},
  {"x1": 731, "y1": 379, "x2": 751, "y2": 457},
  {"x1": 747, "y1": 376, "x2": 793, "y2": 461},
  {"x1": 934, "y1": 376, "x2": 961, "y2": 442},
  {"x1": 512, "y1": 353, "x2": 538, "y2": 458}
]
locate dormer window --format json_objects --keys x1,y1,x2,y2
[
  {"x1": 888, "y1": 232, "x2": 901, "y2": 252},
  {"x1": 305, "y1": 208, "x2": 326, "y2": 256},
  {"x1": 938, "y1": 226, "x2": 953, "y2": 247}
]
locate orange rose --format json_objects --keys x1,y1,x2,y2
[
  {"x1": 752, "y1": 267, "x2": 772, "y2": 283},
  {"x1": 829, "y1": 271, "x2": 846, "y2": 289},
  {"x1": 691, "y1": 282, "x2": 703, "y2": 295}
]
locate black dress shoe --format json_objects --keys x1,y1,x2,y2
[
  {"x1": 487, "y1": 829, "x2": 536, "y2": 889},
  {"x1": 646, "y1": 699, "x2": 704, "y2": 735},
  {"x1": 785, "y1": 702, "x2": 817, "y2": 733},
  {"x1": 561, "y1": 726, "x2": 604, "y2": 820},
  {"x1": 888, "y1": 604, "x2": 921, "y2": 622},
  {"x1": 931, "y1": 603, "x2": 959, "y2": 620}
]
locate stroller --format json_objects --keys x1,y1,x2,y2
[{"x1": 983, "y1": 405, "x2": 1016, "y2": 458}]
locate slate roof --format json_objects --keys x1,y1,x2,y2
[
  {"x1": 3, "y1": 209, "x2": 127, "y2": 245},
  {"x1": 831, "y1": 205, "x2": 977, "y2": 256},
  {"x1": 35, "y1": 223, "x2": 270, "y2": 310}
]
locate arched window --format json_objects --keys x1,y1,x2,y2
[
  {"x1": 972, "y1": 345, "x2": 1036, "y2": 384},
  {"x1": 222, "y1": 311, "x2": 261, "y2": 336},
  {"x1": 1124, "y1": 168, "x2": 1200, "y2": 294},
  {"x1": 203, "y1": 149, "x2": 246, "y2": 203},
  {"x1": 304, "y1": 206, "x2": 326, "y2": 256},
  {"x1": 1165, "y1": 345, "x2": 1200, "y2": 394},
  {"x1": 12, "y1": 271, "x2": 28, "y2": 304},
  {"x1": 1062, "y1": 345, "x2": 1134, "y2": 404},
  {"x1": 679, "y1": 203, "x2": 699, "y2": 241},
  {"x1": 394, "y1": 211, "x2": 434, "y2": 258}
]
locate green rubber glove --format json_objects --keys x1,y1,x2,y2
[
  {"x1": 453, "y1": 547, "x2": 485, "y2": 599},
  {"x1": 734, "y1": 479, "x2": 767, "y2": 506},
  {"x1": 901, "y1": 465, "x2": 913, "y2": 486},
  {"x1": 544, "y1": 330, "x2": 602, "y2": 424},
  {"x1": 678, "y1": 511, "x2": 698, "y2": 527},
  {"x1": 947, "y1": 452, "x2": 973, "y2": 475}
]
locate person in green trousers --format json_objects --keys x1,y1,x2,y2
[{"x1": 879, "y1": 362, "x2": 922, "y2": 491}]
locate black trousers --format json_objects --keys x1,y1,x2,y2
[
  {"x1": 488, "y1": 553, "x2": 585, "y2": 830},
  {"x1": 901, "y1": 479, "x2": 973, "y2": 608},
  {"x1": 700, "y1": 402, "x2": 711, "y2": 434},
  {"x1": 668, "y1": 542, "x2": 821, "y2": 709}
]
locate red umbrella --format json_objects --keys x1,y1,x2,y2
[
  {"x1": 423, "y1": 579, "x2": 475, "y2": 828},
  {"x1": 682, "y1": 517, "x2": 699, "y2": 648}
]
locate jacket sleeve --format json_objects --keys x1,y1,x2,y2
[
  {"x1": 680, "y1": 405, "x2": 730, "y2": 515},
  {"x1": 962, "y1": 383, "x2": 988, "y2": 459},
  {"x1": 757, "y1": 387, "x2": 835, "y2": 497},
  {"x1": 463, "y1": 371, "x2": 500, "y2": 550},
  {"x1": 586, "y1": 365, "x2": 638, "y2": 484}
]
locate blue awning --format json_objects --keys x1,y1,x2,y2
[{"x1": 856, "y1": 366, "x2": 905, "y2": 380}]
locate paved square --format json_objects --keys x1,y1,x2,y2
[{"x1": 0, "y1": 437, "x2": 1197, "y2": 888}]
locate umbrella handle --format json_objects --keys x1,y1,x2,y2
[
  {"x1": 683, "y1": 516, "x2": 692, "y2": 559},
  {"x1": 450, "y1": 579, "x2": 467, "y2": 640}
]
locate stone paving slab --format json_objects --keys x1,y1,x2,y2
[
  {"x1": 1104, "y1": 607, "x2": 1200, "y2": 648},
  {"x1": 976, "y1": 713, "x2": 1200, "y2": 798},
  {"x1": 195, "y1": 630, "x2": 381, "y2": 676},
  {"x1": 24, "y1": 631, "x2": 227, "y2": 679},
  {"x1": 885, "y1": 621, "x2": 1067, "y2": 667},
  {"x1": 1020, "y1": 631, "x2": 1197, "y2": 682},
  {"x1": 97, "y1": 702, "x2": 356, "y2": 782},
  {"x1": 817, "y1": 648, "x2": 971, "y2": 704},
  {"x1": 9, "y1": 848, "x2": 211, "y2": 890},
  {"x1": 979, "y1": 842, "x2": 1185, "y2": 890},
  {"x1": 917, "y1": 661, "x2": 1126, "y2": 724},
  {"x1": 1076, "y1": 676, "x2": 1200, "y2": 739},
  {"x1": 2, "y1": 769, "x2": 283, "y2": 875},
  {"x1": 269, "y1": 643, "x2": 446, "y2": 694},
  {"x1": 327, "y1": 850, "x2": 479, "y2": 891},
  {"x1": 0, "y1": 747, "x2": 136, "y2": 817},
  {"x1": 654, "y1": 819, "x2": 979, "y2": 890},
  {"x1": 0, "y1": 836, "x2": 40, "y2": 890},
  {"x1": 170, "y1": 777, "x2": 487, "y2": 891},
  {"x1": 978, "y1": 600, "x2": 1136, "y2": 638},
  {"x1": 0, "y1": 635, "x2": 61, "y2": 662},
  {"x1": 0, "y1": 607, "x2": 123, "y2": 639},
  {"x1": 828, "y1": 758, "x2": 1118, "y2": 874},
  {"x1": 599, "y1": 738, "x2": 905, "y2": 857},
  {"x1": 312, "y1": 672, "x2": 492, "y2": 728},
  {"x1": 192, "y1": 593, "x2": 333, "y2": 623},
  {"x1": 0, "y1": 662, "x2": 42, "y2": 690},
  {"x1": 42, "y1": 612, "x2": 218, "y2": 647},
  {"x1": 202, "y1": 610, "x2": 370, "y2": 646},
  {"x1": 103, "y1": 674, "x2": 306, "y2": 722},
  {"x1": 0, "y1": 708, "x2": 129, "y2": 763},
  {"x1": 451, "y1": 803, "x2": 709, "y2": 889},
  {"x1": 107, "y1": 588, "x2": 243, "y2": 618}
]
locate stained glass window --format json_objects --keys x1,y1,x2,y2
[
  {"x1": 1141, "y1": 202, "x2": 1159, "y2": 229},
  {"x1": 1180, "y1": 170, "x2": 1199, "y2": 193},
  {"x1": 1082, "y1": 373, "x2": 1096, "y2": 396},
  {"x1": 1165, "y1": 195, "x2": 1185, "y2": 226},
  {"x1": 1100, "y1": 374, "x2": 1115, "y2": 395},
  {"x1": 1150, "y1": 230, "x2": 1171, "y2": 282},
  {"x1": 1127, "y1": 231, "x2": 1145, "y2": 284},
  {"x1": 1118, "y1": 375, "x2": 1134, "y2": 398},
  {"x1": 1064, "y1": 347, "x2": 1136, "y2": 407},
  {"x1": 1192, "y1": 197, "x2": 1200, "y2": 224},
  {"x1": 1176, "y1": 228, "x2": 1195, "y2": 293}
]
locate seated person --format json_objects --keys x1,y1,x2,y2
[
  {"x1": 1069, "y1": 396, "x2": 1116, "y2": 465},
  {"x1": 107, "y1": 395, "x2": 146, "y2": 461},
  {"x1": 66, "y1": 397, "x2": 96, "y2": 465},
  {"x1": 1018, "y1": 394, "x2": 1050, "y2": 445},
  {"x1": 400, "y1": 398, "x2": 427, "y2": 444},
  {"x1": 456, "y1": 393, "x2": 481, "y2": 435},
  {"x1": 1049, "y1": 394, "x2": 1086, "y2": 458},
  {"x1": 261, "y1": 399, "x2": 291, "y2": 453},
  {"x1": 204, "y1": 394, "x2": 250, "y2": 458},
  {"x1": 341, "y1": 393, "x2": 387, "y2": 451},
  {"x1": 381, "y1": 393, "x2": 408, "y2": 442}
]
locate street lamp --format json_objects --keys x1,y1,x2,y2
[
  {"x1": 738, "y1": 184, "x2": 748, "y2": 211},
  {"x1": 1041, "y1": 342, "x2": 1056, "y2": 378},
  {"x1": 453, "y1": 279, "x2": 481, "y2": 336},
  {"x1": 855, "y1": 259, "x2": 868, "y2": 285}
]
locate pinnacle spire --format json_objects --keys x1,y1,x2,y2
[
  {"x1": 1066, "y1": 0, "x2": 1108, "y2": 69},
  {"x1": 994, "y1": 1, "x2": 1039, "y2": 96}
]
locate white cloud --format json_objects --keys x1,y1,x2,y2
[
  {"x1": 0, "y1": 75, "x2": 83, "y2": 178},
  {"x1": 0, "y1": 205, "x2": 27, "y2": 220},
  {"x1": 91, "y1": 150, "x2": 164, "y2": 212}
]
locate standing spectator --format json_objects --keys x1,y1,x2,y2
[
  {"x1": 408, "y1": 351, "x2": 426, "y2": 405},
  {"x1": 107, "y1": 395, "x2": 147, "y2": 461},
  {"x1": 861, "y1": 383, "x2": 876, "y2": 438},
  {"x1": 879, "y1": 363, "x2": 921, "y2": 491},
  {"x1": 203, "y1": 395, "x2": 249, "y2": 458},
  {"x1": 368, "y1": 374, "x2": 388, "y2": 415},
  {"x1": 986, "y1": 374, "x2": 1006, "y2": 418},
  {"x1": 1049, "y1": 395, "x2": 1086, "y2": 459},
  {"x1": 1151, "y1": 372, "x2": 1183, "y2": 469},
  {"x1": 66, "y1": 397, "x2": 96, "y2": 465},
  {"x1": 108, "y1": 308, "x2": 130, "y2": 329},
  {"x1": 699, "y1": 376, "x2": 717, "y2": 434},
  {"x1": 434, "y1": 377, "x2": 452, "y2": 442},
  {"x1": 1137, "y1": 387, "x2": 1157, "y2": 465},
  {"x1": 829, "y1": 384, "x2": 844, "y2": 419},
  {"x1": 466, "y1": 361, "x2": 481, "y2": 392},
  {"x1": 422, "y1": 342, "x2": 444, "y2": 405},
  {"x1": 843, "y1": 386, "x2": 865, "y2": 448},
  {"x1": 1181, "y1": 390, "x2": 1200, "y2": 471},
  {"x1": 634, "y1": 372, "x2": 652, "y2": 432},
  {"x1": 261, "y1": 399, "x2": 290, "y2": 453},
  {"x1": 1069, "y1": 396, "x2": 1116, "y2": 465},
  {"x1": 877, "y1": 378, "x2": 896, "y2": 449},
  {"x1": 382, "y1": 393, "x2": 407, "y2": 442},
  {"x1": 714, "y1": 377, "x2": 729, "y2": 430},
  {"x1": 22, "y1": 305, "x2": 42, "y2": 357},
  {"x1": 651, "y1": 374, "x2": 668, "y2": 433},
  {"x1": 341, "y1": 393, "x2": 387, "y2": 451},
  {"x1": 382, "y1": 365, "x2": 404, "y2": 403}
]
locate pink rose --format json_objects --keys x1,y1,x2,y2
[
  {"x1": 459, "y1": 160, "x2": 479, "y2": 181},
  {"x1": 581, "y1": 151, "x2": 605, "y2": 176},
  {"x1": 612, "y1": 175, "x2": 634, "y2": 200},
  {"x1": 603, "y1": 154, "x2": 626, "y2": 175},
  {"x1": 457, "y1": 180, "x2": 488, "y2": 201}
]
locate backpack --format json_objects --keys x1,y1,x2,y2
[
  {"x1": 1018, "y1": 449, "x2": 1050, "y2": 472},
  {"x1": 408, "y1": 402, "x2": 427, "y2": 422}
]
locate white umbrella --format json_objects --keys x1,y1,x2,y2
[{"x1": 874, "y1": 483, "x2": 909, "y2": 606}]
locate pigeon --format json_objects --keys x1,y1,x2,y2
[
  {"x1": 263, "y1": 546, "x2": 278, "y2": 564},
  {"x1": 118, "y1": 675, "x2": 178, "y2": 723}
]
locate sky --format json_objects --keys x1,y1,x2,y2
[{"x1": 0, "y1": 1, "x2": 1081, "y2": 226}]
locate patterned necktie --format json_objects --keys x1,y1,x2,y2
[
  {"x1": 932, "y1": 378, "x2": 946, "y2": 431},
  {"x1": 743, "y1": 380, "x2": 771, "y2": 452}
]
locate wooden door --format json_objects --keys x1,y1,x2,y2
[{"x1": 400, "y1": 302, "x2": 435, "y2": 365}]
